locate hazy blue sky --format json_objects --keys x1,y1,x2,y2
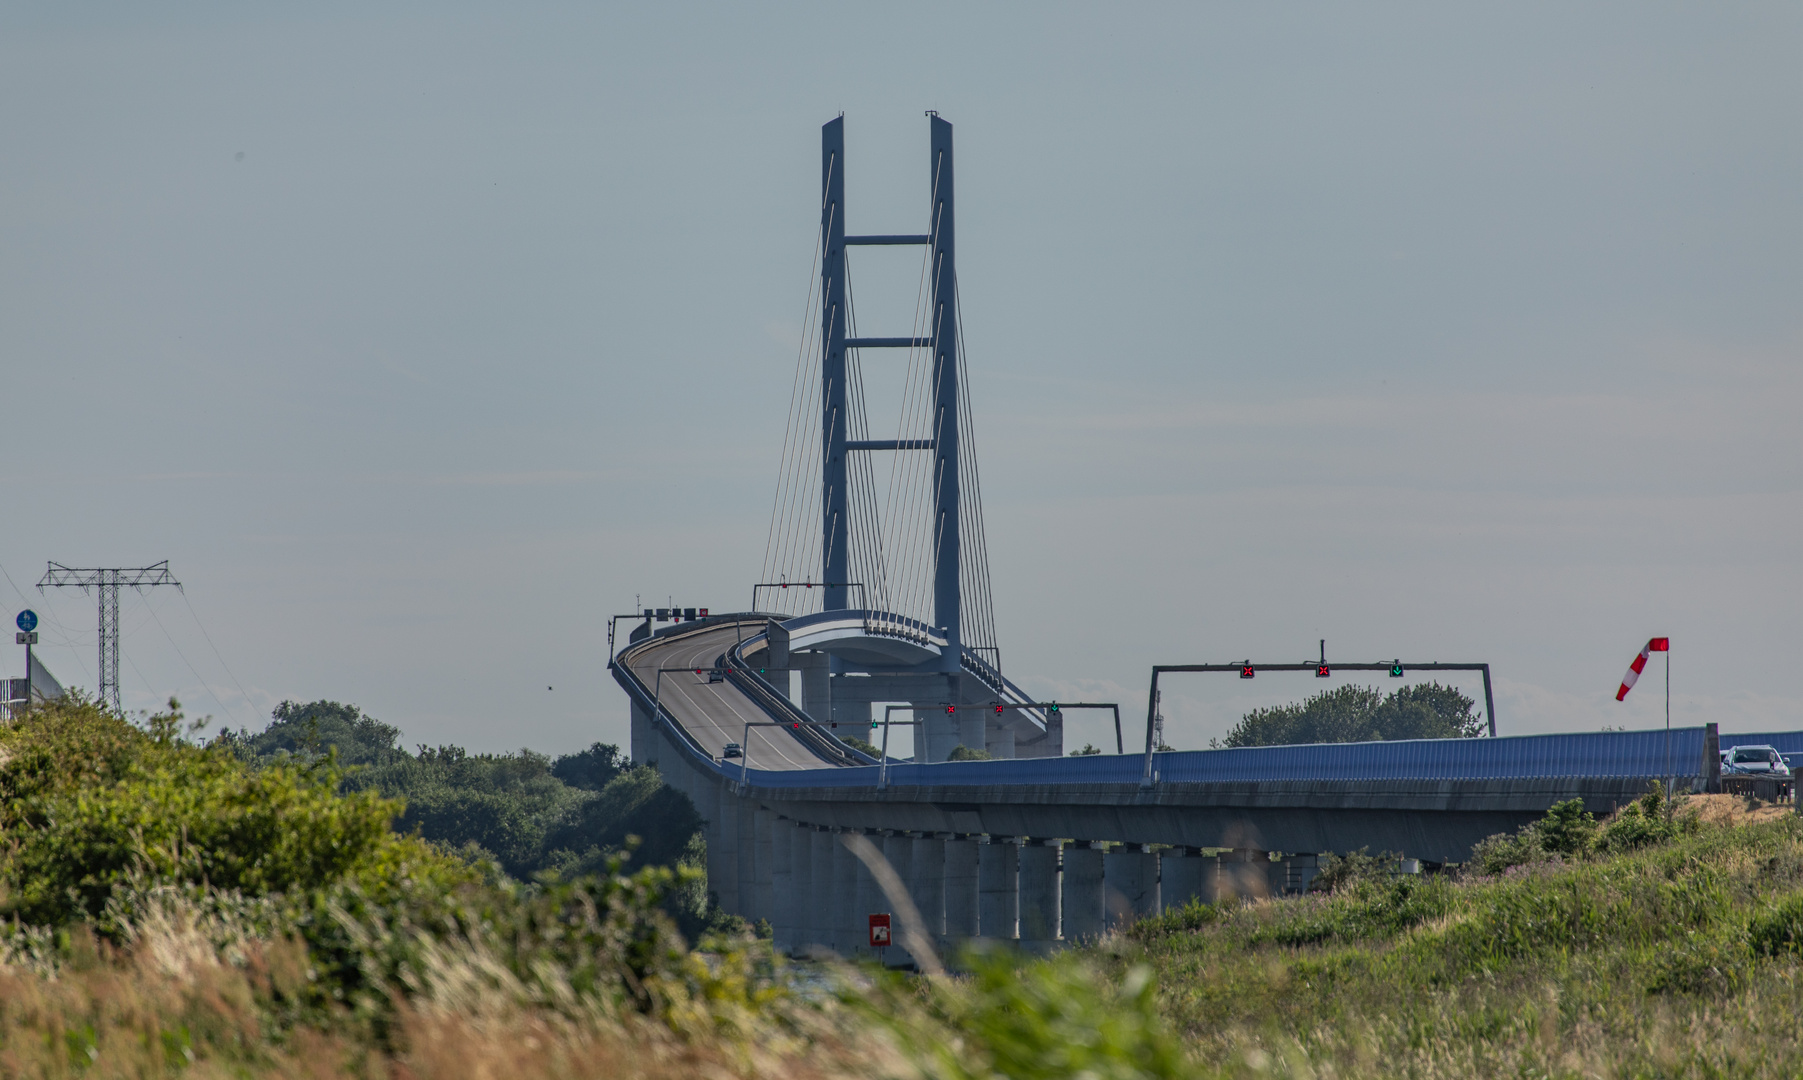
[{"x1": 2, "y1": 3, "x2": 1797, "y2": 755}]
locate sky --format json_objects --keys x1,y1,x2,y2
[{"x1": 1, "y1": 2, "x2": 1797, "y2": 756}]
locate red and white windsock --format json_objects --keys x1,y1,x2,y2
[{"x1": 1616, "y1": 637, "x2": 1670, "y2": 701}]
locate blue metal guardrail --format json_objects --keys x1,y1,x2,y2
[{"x1": 729, "y1": 726, "x2": 1720, "y2": 790}]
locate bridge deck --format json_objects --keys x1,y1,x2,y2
[{"x1": 624, "y1": 621, "x2": 833, "y2": 771}]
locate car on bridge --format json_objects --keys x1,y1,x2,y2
[
  {"x1": 1721, "y1": 744, "x2": 1792, "y2": 800},
  {"x1": 721, "y1": 742, "x2": 743, "y2": 760}
]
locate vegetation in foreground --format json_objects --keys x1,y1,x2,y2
[
  {"x1": 1114, "y1": 787, "x2": 1803, "y2": 1077},
  {"x1": 2, "y1": 694, "x2": 1800, "y2": 1079}
]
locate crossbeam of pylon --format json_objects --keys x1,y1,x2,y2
[{"x1": 37, "y1": 560, "x2": 182, "y2": 713}]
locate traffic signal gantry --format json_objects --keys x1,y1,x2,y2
[{"x1": 1141, "y1": 642, "x2": 1498, "y2": 788}]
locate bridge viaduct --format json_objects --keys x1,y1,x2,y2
[{"x1": 608, "y1": 115, "x2": 1728, "y2": 963}]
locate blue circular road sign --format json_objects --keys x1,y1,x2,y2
[{"x1": 16, "y1": 610, "x2": 37, "y2": 633}]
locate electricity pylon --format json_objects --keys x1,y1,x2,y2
[{"x1": 38, "y1": 561, "x2": 182, "y2": 713}]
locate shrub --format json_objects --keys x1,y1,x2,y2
[
  {"x1": 1128, "y1": 898, "x2": 1223, "y2": 941},
  {"x1": 1307, "y1": 848, "x2": 1399, "y2": 894},
  {"x1": 0, "y1": 698, "x2": 452, "y2": 931},
  {"x1": 1646, "y1": 935, "x2": 1750, "y2": 995},
  {"x1": 1598, "y1": 781, "x2": 1696, "y2": 853},
  {"x1": 873, "y1": 946, "x2": 1194, "y2": 1080},
  {"x1": 1536, "y1": 798, "x2": 1598, "y2": 856},
  {"x1": 1749, "y1": 894, "x2": 1803, "y2": 957}
]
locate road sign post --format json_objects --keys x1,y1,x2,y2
[
  {"x1": 868, "y1": 912, "x2": 891, "y2": 955},
  {"x1": 15, "y1": 611, "x2": 37, "y2": 709}
]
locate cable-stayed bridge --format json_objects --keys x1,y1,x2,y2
[{"x1": 610, "y1": 115, "x2": 1745, "y2": 960}]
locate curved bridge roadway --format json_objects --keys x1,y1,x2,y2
[{"x1": 622, "y1": 619, "x2": 843, "y2": 771}]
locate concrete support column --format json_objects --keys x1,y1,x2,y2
[
  {"x1": 957, "y1": 712, "x2": 987, "y2": 757},
  {"x1": 735, "y1": 799, "x2": 759, "y2": 920},
  {"x1": 833, "y1": 829, "x2": 861, "y2": 955},
  {"x1": 704, "y1": 783, "x2": 739, "y2": 916},
  {"x1": 880, "y1": 832, "x2": 916, "y2": 965},
  {"x1": 1062, "y1": 842, "x2": 1106, "y2": 943},
  {"x1": 978, "y1": 837, "x2": 1019, "y2": 940},
  {"x1": 788, "y1": 822, "x2": 814, "y2": 952},
  {"x1": 911, "y1": 833, "x2": 947, "y2": 943},
  {"x1": 1159, "y1": 847, "x2": 1215, "y2": 910},
  {"x1": 920, "y1": 702, "x2": 959, "y2": 763},
  {"x1": 807, "y1": 827, "x2": 837, "y2": 955},
  {"x1": 770, "y1": 818, "x2": 793, "y2": 952},
  {"x1": 753, "y1": 809, "x2": 775, "y2": 929},
  {"x1": 630, "y1": 700, "x2": 655, "y2": 766},
  {"x1": 1019, "y1": 839, "x2": 1063, "y2": 950},
  {"x1": 985, "y1": 726, "x2": 1016, "y2": 759},
  {"x1": 853, "y1": 829, "x2": 884, "y2": 960},
  {"x1": 1104, "y1": 843, "x2": 1158, "y2": 931},
  {"x1": 1281, "y1": 854, "x2": 1320, "y2": 896},
  {"x1": 799, "y1": 653, "x2": 831, "y2": 723},
  {"x1": 832, "y1": 695, "x2": 872, "y2": 730},
  {"x1": 1221, "y1": 848, "x2": 1271, "y2": 902},
  {"x1": 944, "y1": 836, "x2": 980, "y2": 948}
]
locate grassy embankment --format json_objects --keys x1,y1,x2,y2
[
  {"x1": 1111, "y1": 791, "x2": 1803, "y2": 1077},
  {"x1": 2, "y1": 694, "x2": 1801, "y2": 1078}
]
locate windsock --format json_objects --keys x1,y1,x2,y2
[{"x1": 1616, "y1": 637, "x2": 1670, "y2": 701}]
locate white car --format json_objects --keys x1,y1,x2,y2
[{"x1": 1721, "y1": 744, "x2": 1792, "y2": 799}]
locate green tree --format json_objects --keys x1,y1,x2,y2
[
  {"x1": 1221, "y1": 682, "x2": 1481, "y2": 748},
  {"x1": 221, "y1": 700, "x2": 704, "y2": 881}
]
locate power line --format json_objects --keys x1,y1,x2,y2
[
  {"x1": 178, "y1": 589, "x2": 255, "y2": 719},
  {"x1": 137, "y1": 592, "x2": 242, "y2": 727}
]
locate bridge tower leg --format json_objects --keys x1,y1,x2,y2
[
  {"x1": 821, "y1": 118, "x2": 851, "y2": 611},
  {"x1": 928, "y1": 114, "x2": 962, "y2": 659}
]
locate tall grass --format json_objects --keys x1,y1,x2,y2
[
  {"x1": 6, "y1": 697, "x2": 1803, "y2": 1078},
  {"x1": 1115, "y1": 800, "x2": 1803, "y2": 1077}
]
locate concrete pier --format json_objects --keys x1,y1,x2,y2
[
  {"x1": 853, "y1": 829, "x2": 884, "y2": 959},
  {"x1": 735, "y1": 799, "x2": 758, "y2": 920},
  {"x1": 1220, "y1": 848, "x2": 1271, "y2": 902},
  {"x1": 770, "y1": 818, "x2": 793, "y2": 951},
  {"x1": 911, "y1": 833, "x2": 947, "y2": 941},
  {"x1": 978, "y1": 836, "x2": 1019, "y2": 940},
  {"x1": 1160, "y1": 846, "x2": 1215, "y2": 909},
  {"x1": 882, "y1": 831, "x2": 916, "y2": 965},
  {"x1": 943, "y1": 836, "x2": 980, "y2": 947},
  {"x1": 1104, "y1": 843, "x2": 1158, "y2": 930},
  {"x1": 1062, "y1": 841, "x2": 1106, "y2": 943},
  {"x1": 833, "y1": 829, "x2": 860, "y2": 954},
  {"x1": 1019, "y1": 839, "x2": 1062, "y2": 949},
  {"x1": 788, "y1": 822, "x2": 814, "y2": 952},
  {"x1": 753, "y1": 808, "x2": 775, "y2": 927},
  {"x1": 808, "y1": 826, "x2": 837, "y2": 953},
  {"x1": 706, "y1": 784, "x2": 739, "y2": 915},
  {"x1": 1280, "y1": 853, "x2": 1319, "y2": 895}
]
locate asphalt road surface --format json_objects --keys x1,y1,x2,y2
[{"x1": 625, "y1": 621, "x2": 836, "y2": 771}]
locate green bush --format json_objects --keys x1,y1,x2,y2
[
  {"x1": 1750, "y1": 894, "x2": 1803, "y2": 957},
  {"x1": 0, "y1": 697, "x2": 463, "y2": 930},
  {"x1": 1306, "y1": 847, "x2": 1399, "y2": 894},
  {"x1": 1536, "y1": 798, "x2": 1598, "y2": 855},
  {"x1": 874, "y1": 947, "x2": 1193, "y2": 1080}
]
